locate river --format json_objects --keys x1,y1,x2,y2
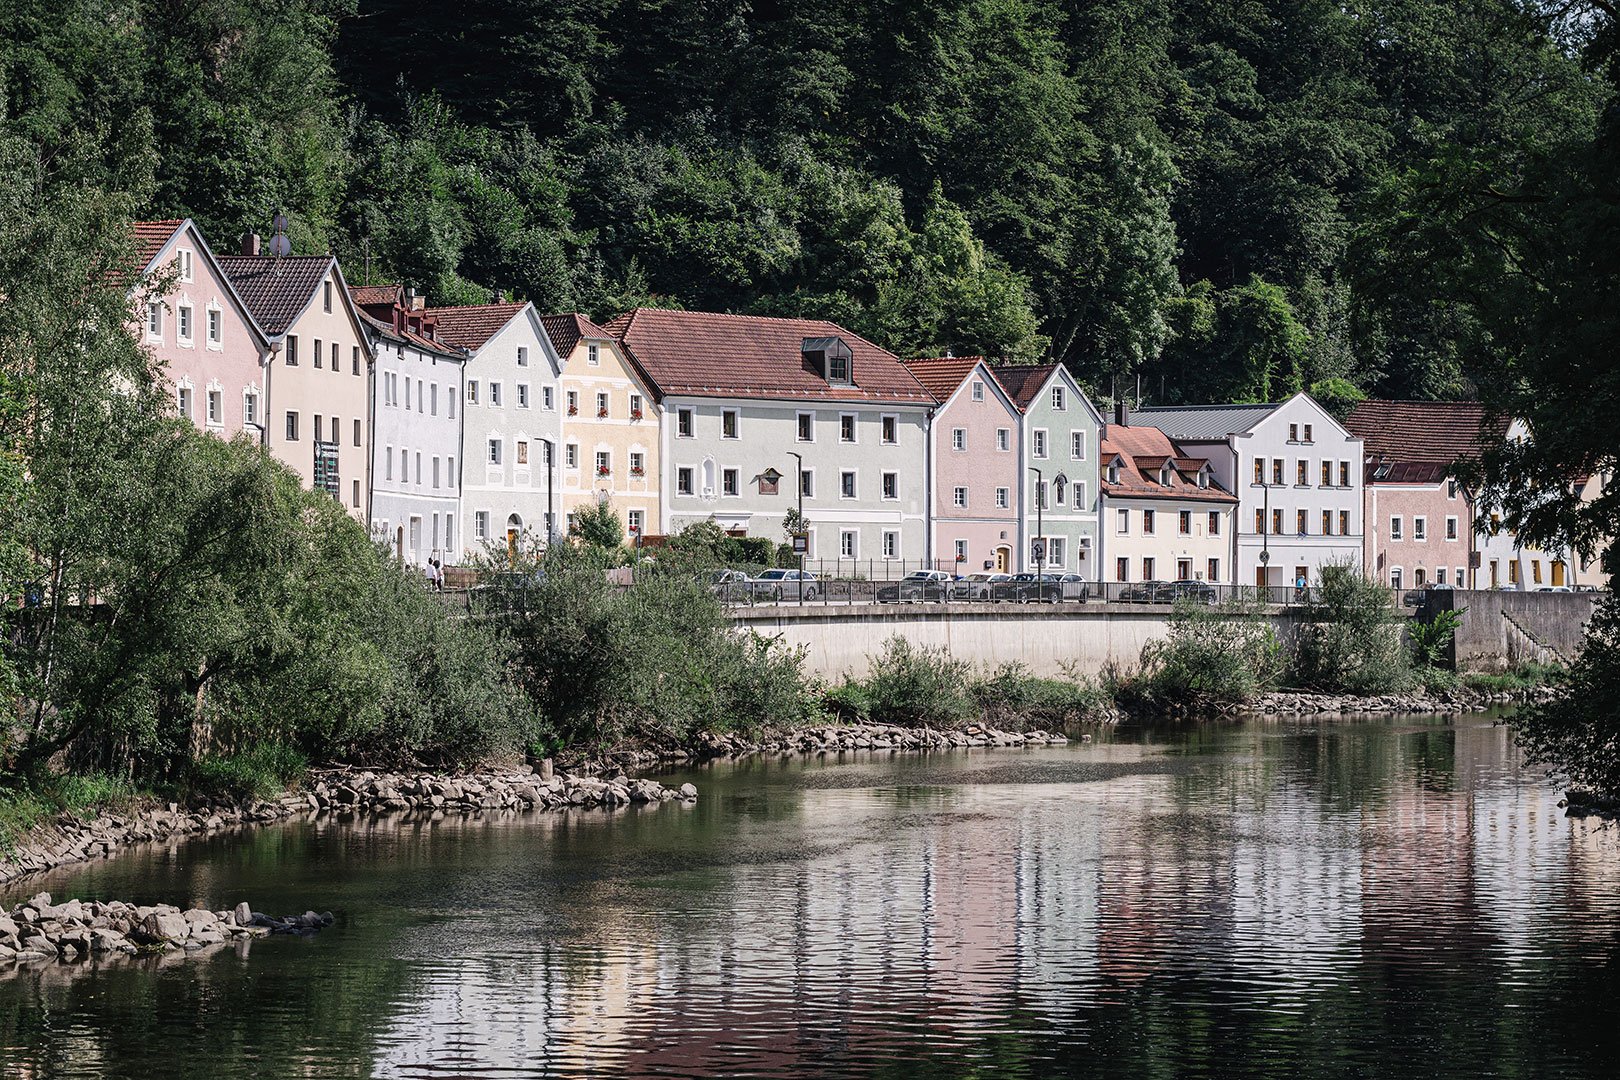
[{"x1": 2, "y1": 712, "x2": 1617, "y2": 1078}]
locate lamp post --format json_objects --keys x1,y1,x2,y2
[
  {"x1": 788, "y1": 450, "x2": 805, "y2": 578},
  {"x1": 1030, "y1": 466, "x2": 1045, "y2": 595}
]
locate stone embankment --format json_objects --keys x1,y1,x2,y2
[
  {"x1": 1248, "y1": 685, "x2": 1559, "y2": 715},
  {"x1": 594, "y1": 723, "x2": 1071, "y2": 769},
  {"x1": 1, "y1": 893, "x2": 331, "y2": 967},
  {"x1": 0, "y1": 768, "x2": 696, "y2": 887}
]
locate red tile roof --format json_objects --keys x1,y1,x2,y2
[
  {"x1": 351, "y1": 283, "x2": 400, "y2": 308},
  {"x1": 538, "y1": 312, "x2": 615, "y2": 358},
  {"x1": 1100, "y1": 424, "x2": 1237, "y2": 503},
  {"x1": 130, "y1": 220, "x2": 184, "y2": 274},
  {"x1": 988, "y1": 363, "x2": 1060, "y2": 410},
  {"x1": 902, "y1": 356, "x2": 996, "y2": 403},
  {"x1": 1343, "y1": 400, "x2": 1510, "y2": 466},
  {"x1": 604, "y1": 308, "x2": 932, "y2": 405},
  {"x1": 424, "y1": 302, "x2": 528, "y2": 351},
  {"x1": 217, "y1": 255, "x2": 335, "y2": 337}
]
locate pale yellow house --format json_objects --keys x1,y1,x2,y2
[{"x1": 541, "y1": 314, "x2": 661, "y2": 540}]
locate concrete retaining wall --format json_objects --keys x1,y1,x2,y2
[
  {"x1": 1424, "y1": 589, "x2": 1599, "y2": 672},
  {"x1": 731, "y1": 603, "x2": 1306, "y2": 679}
]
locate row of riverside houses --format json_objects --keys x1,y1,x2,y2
[{"x1": 130, "y1": 218, "x2": 1597, "y2": 588}]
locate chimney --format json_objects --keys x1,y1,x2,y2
[
  {"x1": 410, "y1": 291, "x2": 425, "y2": 312},
  {"x1": 1115, "y1": 400, "x2": 1128, "y2": 427},
  {"x1": 240, "y1": 232, "x2": 261, "y2": 256}
]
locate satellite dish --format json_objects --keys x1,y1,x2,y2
[
  {"x1": 272, "y1": 212, "x2": 288, "y2": 233},
  {"x1": 268, "y1": 233, "x2": 292, "y2": 257}
]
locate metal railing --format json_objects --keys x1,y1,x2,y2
[{"x1": 716, "y1": 579, "x2": 1418, "y2": 610}]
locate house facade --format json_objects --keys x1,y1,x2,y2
[
  {"x1": 1344, "y1": 400, "x2": 1502, "y2": 591},
  {"x1": 544, "y1": 314, "x2": 661, "y2": 543},
  {"x1": 992, "y1": 364, "x2": 1105, "y2": 576},
  {"x1": 903, "y1": 358, "x2": 1022, "y2": 573},
  {"x1": 1097, "y1": 417, "x2": 1237, "y2": 586},
  {"x1": 1473, "y1": 418, "x2": 1576, "y2": 590},
  {"x1": 1135, "y1": 393, "x2": 1364, "y2": 590},
  {"x1": 607, "y1": 309, "x2": 932, "y2": 564},
  {"x1": 428, "y1": 301, "x2": 565, "y2": 558},
  {"x1": 354, "y1": 287, "x2": 468, "y2": 566},
  {"x1": 129, "y1": 220, "x2": 268, "y2": 438},
  {"x1": 219, "y1": 244, "x2": 374, "y2": 521}
]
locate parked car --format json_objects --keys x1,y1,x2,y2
[
  {"x1": 1115, "y1": 580, "x2": 1168, "y2": 603},
  {"x1": 992, "y1": 572, "x2": 1064, "y2": 603},
  {"x1": 749, "y1": 568, "x2": 820, "y2": 602},
  {"x1": 1403, "y1": 583, "x2": 1456, "y2": 606},
  {"x1": 1056, "y1": 572, "x2": 1091, "y2": 601},
  {"x1": 1165, "y1": 579, "x2": 1217, "y2": 604},
  {"x1": 959, "y1": 572, "x2": 1013, "y2": 600},
  {"x1": 702, "y1": 568, "x2": 752, "y2": 600},
  {"x1": 1536, "y1": 585, "x2": 1573, "y2": 593},
  {"x1": 877, "y1": 569, "x2": 958, "y2": 603},
  {"x1": 1573, "y1": 584, "x2": 1599, "y2": 592}
]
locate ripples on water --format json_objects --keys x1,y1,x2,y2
[{"x1": 2, "y1": 715, "x2": 1618, "y2": 1079}]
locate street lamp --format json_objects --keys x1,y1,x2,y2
[
  {"x1": 788, "y1": 450, "x2": 805, "y2": 578},
  {"x1": 1029, "y1": 465, "x2": 1045, "y2": 595}
]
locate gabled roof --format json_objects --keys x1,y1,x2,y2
[
  {"x1": 216, "y1": 255, "x2": 337, "y2": 338},
  {"x1": 1099, "y1": 424, "x2": 1237, "y2": 503},
  {"x1": 988, "y1": 363, "x2": 1061, "y2": 410},
  {"x1": 538, "y1": 312, "x2": 615, "y2": 358},
  {"x1": 351, "y1": 283, "x2": 401, "y2": 308},
  {"x1": 423, "y1": 302, "x2": 529, "y2": 351},
  {"x1": 1343, "y1": 400, "x2": 1509, "y2": 467},
  {"x1": 130, "y1": 220, "x2": 185, "y2": 275},
  {"x1": 1131, "y1": 402, "x2": 1281, "y2": 441},
  {"x1": 902, "y1": 356, "x2": 987, "y2": 403},
  {"x1": 359, "y1": 310, "x2": 465, "y2": 361},
  {"x1": 603, "y1": 308, "x2": 932, "y2": 405}
]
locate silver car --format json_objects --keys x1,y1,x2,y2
[{"x1": 749, "y1": 568, "x2": 820, "y2": 602}]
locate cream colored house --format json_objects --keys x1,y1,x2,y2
[
  {"x1": 220, "y1": 246, "x2": 373, "y2": 522},
  {"x1": 542, "y1": 314, "x2": 661, "y2": 541}
]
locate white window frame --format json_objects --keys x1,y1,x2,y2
[
  {"x1": 721, "y1": 409, "x2": 739, "y2": 439},
  {"x1": 797, "y1": 411, "x2": 815, "y2": 442},
  {"x1": 972, "y1": 381, "x2": 984, "y2": 402},
  {"x1": 883, "y1": 531, "x2": 900, "y2": 559},
  {"x1": 840, "y1": 530, "x2": 858, "y2": 558},
  {"x1": 517, "y1": 383, "x2": 529, "y2": 408},
  {"x1": 722, "y1": 467, "x2": 739, "y2": 497},
  {"x1": 1051, "y1": 385, "x2": 1066, "y2": 410},
  {"x1": 995, "y1": 487, "x2": 1009, "y2": 509},
  {"x1": 840, "y1": 413, "x2": 857, "y2": 443},
  {"x1": 676, "y1": 466, "x2": 694, "y2": 496},
  {"x1": 1116, "y1": 507, "x2": 1129, "y2": 534},
  {"x1": 1070, "y1": 430, "x2": 1085, "y2": 460},
  {"x1": 1390, "y1": 515, "x2": 1403, "y2": 541},
  {"x1": 488, "y1": 439, "x2": 502, "y2": 465},
  {"x1": 881, "y1": 471, "x2": 898, "y2": 500},
  {"x1": 1445, "y1": 515, "x2": 1459, "y2": 541},
  {"x1": 1032, "y1": 429, "x2": 1048, "y2": 459},
  {"x1": 840, "y1": 470, "x2": 857, "y2": 500},
  {"x1": 489, "y1": 382, "x2": 502, "y2": 407},
  {"x1": 800, "y1": 468, "x2": 815, "y2": 498},
  {"x1": 475, "y1": 510, "x2": 488, "y2": 540},
  {"x1": 1414, "y1": 516, "x2": 1427, "y2": 541},
  {"x1": 516, "y1": 346, "x2": 528, "y2": 367},
  {"x1": 562, "y1": 443, "x2": 577, "y2": 469},
  {"x1": 881, "y1": 414, "x2": 898, "y2": 444},
  {"x1": 242, "y1": 388, "x2": 259, "y2": 427},
  {"x1": 955, "y1": 539, "x2": 968, "y2": 562},
  {"x1": 587, "y1": 343, "x2": 600, "y2": 366},
  {"x1": 178, "y1": 248, "x2": 194, "y2": 283},
  {"x1": 543, "y1": 386, "x2": 554, "y2": 410},
  {"x1": 467, "y1": 381, "x2": 479, "y2": 405},
  {"x1": 997, "y1": 428, "x2": 1011, "y2": 452},
  {"x1": 952, "y1": 486, "x2": 968, "y2": 508},
  {"x1": 205, "y1": 388, "x2": 222, "y2": 427},
  {"x1": 205, "y1": 304, "x2": 223, "y2": 349},
  {"x1": 952, "y1": 428, "x2": 967, "y2": 451},
  {"x1": 146, "y1": 301, "x2": 163, "y2": 341},
  {"x1": 176, "y1": 383, "x2": 193, "y2": 420}
]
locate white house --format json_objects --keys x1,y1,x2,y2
[
  {"x1": 1134, "y1": 393, "x2": 1364, "y2": 591},
  {"x1": 427, "y1": 300, "x2": 565, "y2": 558},
  {"x1": 354, "y1": 286, "x2": 468, "y2": 566}
]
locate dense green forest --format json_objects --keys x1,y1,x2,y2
[{"x1": 0, "y1": 0, "x2": 1609, "y2": 405}]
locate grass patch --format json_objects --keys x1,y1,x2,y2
[
  {"x1": 0, "y1": 772, "x2": 141, "y2": 854},
  {"x1": 1463, "y1": 661, "x2": 1564, "y2": 694},
  {"x1": 188, "y1": 745, "x2": 311, "y2": 802}
]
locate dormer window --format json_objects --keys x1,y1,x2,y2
[
  {"x1": 1197, "y1": 468, "x2": 1209, "y2": 489},
  {"x1": 1159, "y1": 466, "x2": 1173, "y2": 487},
  {"x1": 803, "y1": 336, "x2": 853, "y2": 386},
  {"x1": 1107, "y1": 460, "x2": 1121, "y2": 484}
]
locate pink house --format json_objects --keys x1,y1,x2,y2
[
  {"x1": 129, "y1": 220, "x2": 270, "y2": 439},
  {"x1": 905, "y1": 357, "x2": 1023, "y2": 573}
]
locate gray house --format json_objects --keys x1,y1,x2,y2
[{"x1": 606, "y1": 309, "x2": 934, "y2": 567}]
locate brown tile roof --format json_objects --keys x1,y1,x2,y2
[
  {"x1": 422, "y1": 302, "x2": 528, "y2": 351},
  {"x1": 901, "y1": 356, "x2": 992, "y2": 403},
  {"x1": 1100, "y1": 424, "x2": 1237, "y2": 503},
  {"x1": 217, "y1": 255, "x2": 335, "y2": 337},
  {"x1": 351, "y1": 283, "x2": 400, "y2": 308},
  {"x1": 604, "y1": 308, "x2": 932, "y2": 405},
  {"x1": 130, "y1": 220, "x2": 184, "y2": 274},
  {"x1": 537, "y1": 313, "x2": 614, "y2": 358},
  {"x1": 988, "y1": 363, "x2": 1059, "y2": 410},
  {"x1": 1343, "y1": 400, "x2": 1510, "y2": 469},
  {"x1": 360, "y1": 311, "x2": 465, "y2": 358}
]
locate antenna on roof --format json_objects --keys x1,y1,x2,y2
[{"x1": 268, "y1": 212, "x2": 291, "y2": 261}]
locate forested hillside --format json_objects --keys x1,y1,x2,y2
[{"x1": 1, "y1": 0, "x2": 1611, "y2": 408}]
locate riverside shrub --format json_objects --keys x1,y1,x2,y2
[
  {"x1": 1292, "y1": 561, "x2": 1417, "y2": 694},
  {"x1": 1132, "y1": 597, "x2": 1285, "y2": 713}
]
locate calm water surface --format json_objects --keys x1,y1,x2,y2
[{"x1": 2, "y1": 714, "x2": 1617, "y2": 1079}]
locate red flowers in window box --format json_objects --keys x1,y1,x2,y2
[
  {"x1": 597, "y1": 407, "x2": 609, "y2": 418},
  {"x1": 629, "y1": 466, "x2": 645, "y2": 477},
  {"x1": 596, "y1": 465, "x2": 611, "y2": 477},
  {"x1": 630, "y1": 408, "x2": 643, "y2": 421},
  {"x1": 567, "y1": 404, "x2": 578, "y2": 415}
]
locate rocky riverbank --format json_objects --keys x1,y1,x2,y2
[
  {"x1": 1246, "y1": 684, "x2": 1559, "y2": 715},
  {"x1": 0, "y1": 767, "x2": 697, "y2": 888},
  {"x1": 580, "y1": 723, "x2": 1073, "y2": 771},
  {"x1": 1, "y1": 892, "x2": 331, "y2": 967}
]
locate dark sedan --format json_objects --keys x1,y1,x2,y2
[
  {"x1": 877, "y1": 570, "x2": 958, "y2": 603},
  {"x1": 992, "y1": 573, "x2": 1064, "y2": 603},
  {"x1": 1115, "y1": 580, "x2": 1169, "y2": 603}
]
